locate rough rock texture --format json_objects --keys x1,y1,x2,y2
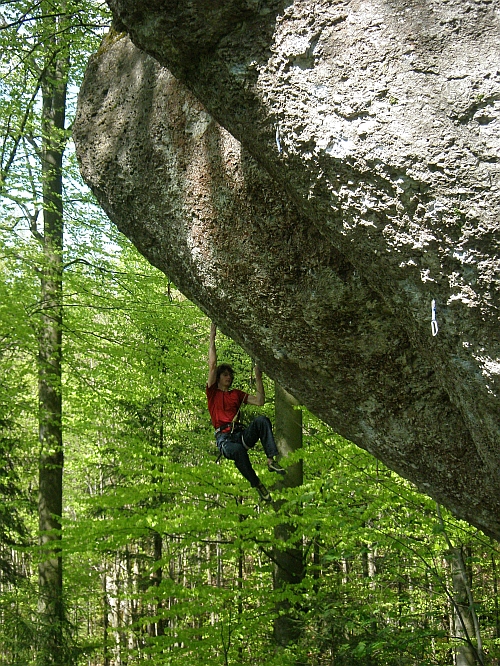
[{"x1": 73, "y1": 1, "x2": 500, "y2": 538}]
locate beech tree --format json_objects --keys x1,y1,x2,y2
[
  {"x1": 273, "y1": 384, "x2": 304, "y2": 657},
  {"x1": 37, "y1": 7, "x2": 69, "y2": 657}
]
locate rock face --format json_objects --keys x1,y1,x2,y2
[{"x1": 73, "y1": 1, "x2": 500, "y2": 538}]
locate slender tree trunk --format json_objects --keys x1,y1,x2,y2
[
  {"x1": 361, "y1": 543, "x2": 377, "y2": 589},
  {"x1": 110, "y1": 554, "x2": 123, "y2": 666},
  {"x1": 361, "y1": 541, "x2": 377, "y2": 664},
  {"x1": 37, "y1": 6, "x2": 68, "y2": 663},
  {"x1": 312, "y1": 526, "x2": 321, "y2": 594},
  {"x1": 491, "y1": 545, "x2": 500, "y2": 639},
  {"x1": 238, "y1": 502, "x2": 244, "y2": 663},
  {"x1": 102, "y1": 566, "x2": 111, "y2": 666},
  {"x1": 151, "y1": 530, "x2": 165, "y2": 637},
  {"x1": 437, "y1": 506, "x2": 483, "y2": 666},
  {"x1": 149, "y1": 401, "x2": 165, "y2": 637},
  {"x1": 273, "y1": 383, "x2": 304, "y2": 655},
  {"x1": 450, "y1": 547, "x2": 480, "y2": 666}
]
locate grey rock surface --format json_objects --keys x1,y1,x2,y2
[{"x1": 74, "y1": 0, "x2": 500, "y2": 537}]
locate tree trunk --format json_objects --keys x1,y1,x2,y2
[
  {"x1": 491, "y1": 545, "x2": 500, "y2": 639},
  {"x1": 273, "y1": 383, "x2": 304, "y2": 653},
  {"x1": 102, "y1": 566, "x2": 111, "y2": 666},
  {"x1": 37, "y1": 6, "x2": 68, "y2": 663},
  {"x1": 450, "y1": 547, "x2": 481, "y2": 666},
  {"x1": 238, "y1": 503, "x2": 244, "y2": 663}
]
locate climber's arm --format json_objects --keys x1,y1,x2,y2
[
  {"x1": 207, "y1": 322, "x2": 218, "y2": 387},
  {"x1": 246, "y1": 364, "x2": 265, "y2": 406}
]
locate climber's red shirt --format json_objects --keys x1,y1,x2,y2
[{"x1": 206, "y1": 383, "x2": 248, "y2": 430}]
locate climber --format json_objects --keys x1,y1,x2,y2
[{"x1": 207, "y1": 322, "x2": 285, "y2": 502}]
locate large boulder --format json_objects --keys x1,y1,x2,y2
[{"x1": 73, "y1": 0, "x2": 500, "y2": 538}]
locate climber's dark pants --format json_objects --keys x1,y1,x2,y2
[{"x1": 216, "y1": 415, "x2": 278, "y2": 487}]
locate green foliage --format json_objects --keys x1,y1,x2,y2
[{"x1": 0, "y1": 256, "x2": 37, "y2": 585}]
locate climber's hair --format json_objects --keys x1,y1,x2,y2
[{"x1": 216, "y1": 364, "x2": 234, "y2": 386}]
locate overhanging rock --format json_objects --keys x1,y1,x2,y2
[{"x1": 74, "y1": 0, "x2": 500, "y2": 538}]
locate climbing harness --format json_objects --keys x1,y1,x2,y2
[{"x1": 214, "y1": 405, "x2": 246, "y2": 463}]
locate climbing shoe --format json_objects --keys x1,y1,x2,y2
[
  {"x1": 256, "y1": 482, "x2": 271, "y2": 502},
  {"x1": 268, "y1": 459, "x2": 286, "y2": 475}
]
